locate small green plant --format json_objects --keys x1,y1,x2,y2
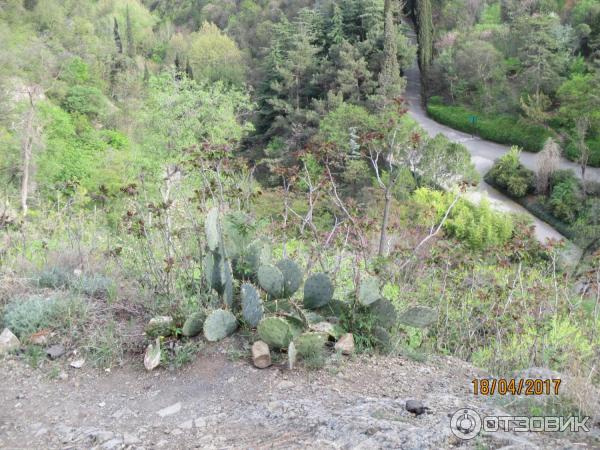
[
  {"x1": 24, "y1": 345, "x2": 45, "y2": 368},
  {"x1": 3, "y1": 295, "x2": 89, "y2": 339},
  {"x1": 37, "y1": 267, "x2": 71, "y2": 289},
  {"x1": 85, "y1": 321, "x2": 123, "y2": 369}
]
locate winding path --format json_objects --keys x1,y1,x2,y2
[{"x1": 403, "y1": 47, "x2": 598, "y2": 246}]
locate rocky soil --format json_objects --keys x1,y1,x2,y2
[{"x1": 1, "y1": 340, "x2": 599, "y2": 450}]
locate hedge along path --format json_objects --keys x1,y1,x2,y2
[{"x1": 402, "y1": 31, "x2": 583, "y2": 262}]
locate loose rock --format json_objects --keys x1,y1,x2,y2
[
  {"x1": 251, "y1": 341, "x2": 271, "y2": 369},
  {"x1": 334, "y1": 333, "x2": 355, "y2": 355},
  {"x1": 0, "y1": 328, "x2": 20, "y2": 354},
  {"x1": 45, "y1": 344, "x2": 66, "y2": 359},
  {"x1": 405, "y1": 399, "x2": 429, "y2": 416},
  {"x1": 157, "y1": 402, "x2": 182, "y2": 418},
  {"x1": 70, "y1": 358, "x2": 85, "y2": 369}
]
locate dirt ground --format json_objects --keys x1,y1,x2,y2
[{"x1": 1, "y1": 340, "x2": 599, "y2": 450}]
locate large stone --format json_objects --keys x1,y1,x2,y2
[
  {"x1": 0, "y1": 328, "x2": 20, "y2": 354},
  {"x1": 251, "y1": 341, "x2": 271, "y2": 369},
  {"x1": 334, "y1": 333, "x2": 354, "y2": 355}
]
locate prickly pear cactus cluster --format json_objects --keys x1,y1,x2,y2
[{"x1": 174, "y1": 207, "x2": 439, "y2": 368}]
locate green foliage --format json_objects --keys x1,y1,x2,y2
[
  {"x1": 187, "y1": 22, "x2": 246, "y2": 85},
  {"x1": 294, "y1": 332, "x2": 328, "y2": 357},
  {"x1": 203, "y1": 309, "x2": 238, "y2": 342},
  {"x1": 487, "y1": 147, "x2": 535, "y2": 197},
  {"x1": 3, "y1": 295, "x2": 88, "y2": 339},
  {"x1": 427, "y1": 103, "x2": 552, "y2": 152},
  {"x1": 413, "y1": 188, "x2": 515, "y2": 250},
  {"x1": 549, "y1": 175, "x2": 581, "y2": 223},
  {"x1": 564, "y1": 137, "x2": 600, "y2": 167}
]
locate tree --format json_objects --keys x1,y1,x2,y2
[
  {"x1": 364, "y1": 105, "x2": 425, "y2": 256},
  {"x1": 420, "y1": 134, "x2": 479, "y2": 187},
  {"x1": 573, "y1": 117, "x2": 591, "y2": 198},
  {"x1": 188, "y1": 22, "x2": 246, "y2": 85},
  {"x1": 416, "y1": 0, "x2": 434, "y2": 75},
  {"x1": 535, "y1": 138, "x2": 560, "y2": 195},
  {"x1": 125, "y1": 5, "x2": 135, "y2": 58},
  {"x1": 19, "y1": 87, "x2": 42, "y2": 215},
  {"x1": 377, "y1": 0, "x2": 405, "y2": 105},
  {"x1": 513, "y1": 14, "x2": 572, "y2": 99}
]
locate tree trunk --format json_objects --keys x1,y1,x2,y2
[
  {"x1": 20, "y1": 91, "x2": 35, "y2": 215},
  {"x1": 378, "y1": 188, "x2": 393, "y2": 257}
]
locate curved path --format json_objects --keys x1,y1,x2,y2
[{"x1": 403, "y1": 52, "x2": 590, "y2": 245}]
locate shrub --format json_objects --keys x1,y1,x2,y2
[
  {"x1": 427, "y1": 103, "x2": 552, "y2": 152},
  {"x1": 487, "y1": 147, "x2": 535, "y2": 198},
  {"x1": 2, "y1": 295, "x2": 89, "y2": 339},
  {"x1": 564, "y1": 137, "x2": 600, "y2": 167},
  {"x1": 549, "y1": 177, "x2": 581, "y2": 224},
  {"x1": 412, "y1": 188, "x2": 514, "y2": 250},
  {"x1": 37, "y1": 267, "x2": 71, "y2": 289}
]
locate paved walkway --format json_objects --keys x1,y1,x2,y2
[{"x1": 404, "y1": 60, "x2": 570, "y2": 243}]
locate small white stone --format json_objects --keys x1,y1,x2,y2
[{"x1": 157, "y1": 402, "x2": 182, "y2": 418}]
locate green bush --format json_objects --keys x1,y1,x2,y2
[
  {"x1": 3, "y1": 295, "x2": 89, "y2": 339},
  {"x1": 487, "y1": 147, "x2": 535, "y2": 198},
  {"x1": 38, "y1": 267, "x2": 71, "y2": 289},
  {"x1": 412, "y1": 188, "x2": 514, "y2": 250},
  {"x1": 427, "y1": 103, "x2": 552, "y2": 152},
  {"x1": 549, "y1": 178, "x2": 581, "y2": 224},
  {"x1": 564, "y1": 137, "x2": 600, "y2": 167}
]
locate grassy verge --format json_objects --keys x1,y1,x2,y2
[{"x1": 427, "y1": 100, "x2": 552, "y2": 152}]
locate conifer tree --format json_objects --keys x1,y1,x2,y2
[
  {"x1": 185, "y1": 58, "x2": 194, "y2": 80},
  {"x1": 416, "y1": 0, "x2": 433, "y2": 73},
  {"x1": 113, "y1": 17, "x2": 123, "y2": 54},
  {"x1": 377, "y1": 0, "x2": 404, "y2": 104},
  {"x1": 125, "y1": 5, "x2": 135, "y2": 58}
]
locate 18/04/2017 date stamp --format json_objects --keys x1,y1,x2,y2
[{"x1": 472, "y1": 378, "x2": 561, "y2": 396}]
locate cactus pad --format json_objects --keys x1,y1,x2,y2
[
  {"x1": 258, "y1": 265, "x2": 284, "y2": 298},
  {"x1": 303, "y1": 273, "x2": 334, "y2": 309},
  {"x1": 276, "y1": 258, "x2": 303, "y2": 297},
  {"x1": 294, "y1": 332, "x2": 327, "y2": 357},
  {"x1": 205, "y1": 207, "x2": 220, "y2": 252},
  {"x1": 257, "y1": 317, "x2": 293, "y2": 350},
  {"x1": 203, "y1": 309, "x2": 238, "y2": 342},
  {"x1": 182, "y1": 311, "x2": 206, "y2": 337},
  {"x1": 398, "y1": 306, "x2": 438, "y2": 328},
  {"x1": 370, "y1": 298, "x2": 397, "y2": 330},
  {"x1": 358, "y1": 276, "x2": 381, "y2": 306},
  {"x1": 241, "y1": 283, "x2": 263, "y2": 327},
  {"x1": 244, "y1": 240, "x2": 271, "y2": 275},
  {"x1": 372, "y1": 325, "x2": 392, "y2": 350}
]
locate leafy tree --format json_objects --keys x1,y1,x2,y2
[
  {"x1": 188, "y1": 22, "x2": 246, "y2": 85},
  {"x1": 420, "y1": 134, "x2": 479, "y2": 187}
]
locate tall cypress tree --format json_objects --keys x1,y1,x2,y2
[
  {"x1": 113, "y1": 17, "x2": 123, "y2": 54},
  {"x1": 185, "y1": 58, "x2": 194, "y2": 80},
  {"x1": 125, "y1": 5, "x2": 135, "y2": 58},
  {"x1": 416, "y1": 0, "x2": 433, "y2": 73},
  {"x1": 377, "y1": 0, "x2": 404, "y2": 104}
]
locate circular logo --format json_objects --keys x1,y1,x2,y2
[{"x1": 450, "y1": 408, "x2": 482, "y2": 440}]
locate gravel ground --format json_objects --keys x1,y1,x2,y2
[{"x1": 1, "y1": 341, "x2": 598, "y2": 450}]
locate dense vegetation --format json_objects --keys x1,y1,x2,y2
[
  {"x1": 425, "y1": 0, "x2": 600, "y2": 166},
  {"x1": 0, "y1": 0, "x2": 599, "y2": 419}
]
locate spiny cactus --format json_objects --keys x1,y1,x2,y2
[
  {"x1": 370, "y1": 298, "x2": 397, "y2": 330},
  {"x1": 257, "y1": 316, "x2": 293, "y2": 349},
  {"x1": 282, "y1": 314, "x2": 305, "y2": 339},
  {"x1": 294, "y1": 332, "x2": 328, "y2": 357},
  {"x1": 203, "y1": 309, "x2": 238, "y2": 342},
  {"x1": 241, "y1": 283, "x2": 263, "y2": 327},
  {"x1": 276, "y1": 258, "x2": 303, "y2": 297},
  {"x1": 358, "y1": 276, "x2": 381, "y2": 306},
  {"x1": 398, "y1": 306, "x2": 438, "y2": 328},
  {"x1": 221, "y1": 255, "x2": 234, "y2": 308},
  {"x1": 244, "y1": 240, "x2": 271, "y2": 275},
  {"x1": 258, "y1": 264, "x2": 284, "y2": 298},
  {"x1": 182, "y1": 311, "x2": 206, "y2": 337},
  {"x1": 205, "y1": 207, "x2": 220, "y2": 252},
  {"x1": 303, "y1": 273, "x2": 334, "y2": 309}
]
